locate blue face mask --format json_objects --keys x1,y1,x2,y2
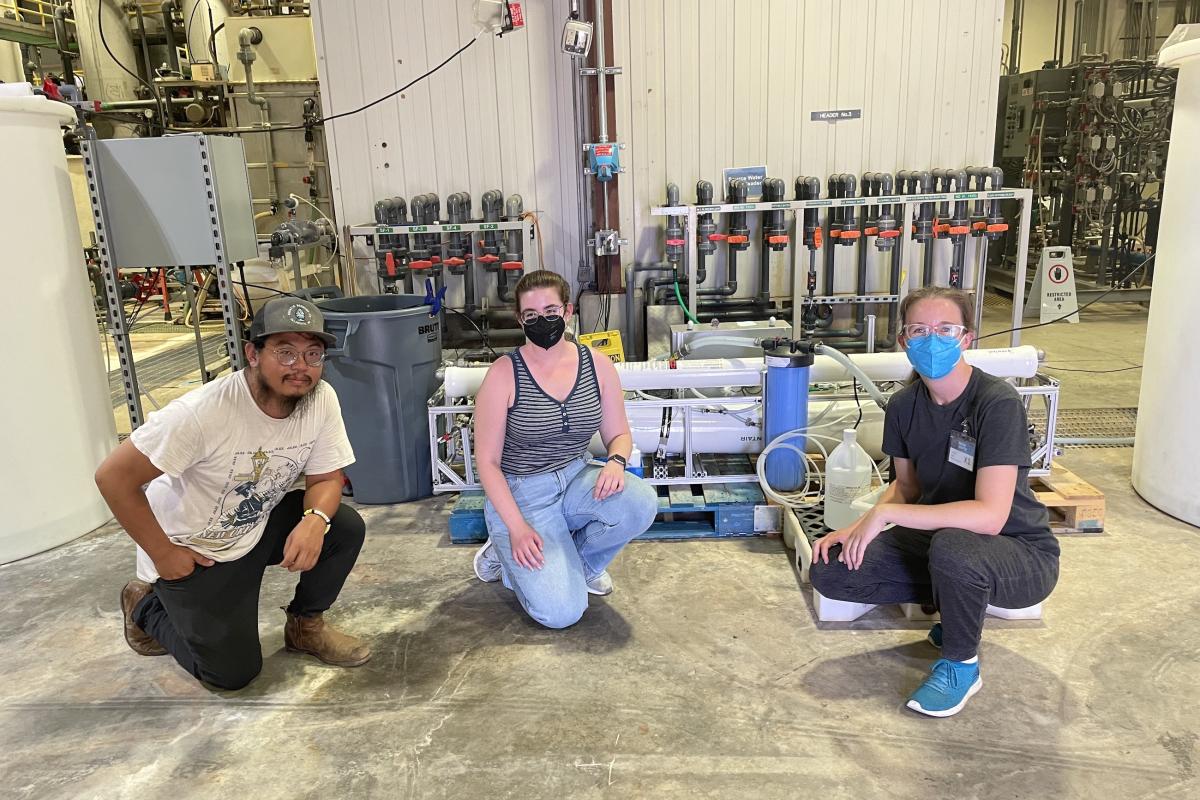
[{"x1": 905, "y1": 333, "x2": 963, "y2": 379}]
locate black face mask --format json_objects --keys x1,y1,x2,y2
[{"x1": 522, "y1": 315, "x2": 566, "y2": 350}]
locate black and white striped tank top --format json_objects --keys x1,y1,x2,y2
[{"x1": 500, "y1": 344, "x2": 604, "y2": 476}]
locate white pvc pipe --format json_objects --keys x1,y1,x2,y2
[
  {"x1": 443, "y1": 345, "x2": 1041, "y2": 398},
  {"x1": 590, "y1": 400, "x2": 887, "y2": 460}
]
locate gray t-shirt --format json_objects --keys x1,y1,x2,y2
[{"x1": 882, "y1": 367, "x2": 1056, "y2": 543}]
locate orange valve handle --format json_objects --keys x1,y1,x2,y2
[
  {"x1": 501, "y1": 261, "x2": 525, "y2": 271},
  {"x1": 384, "y1": 252, "x2": 397, "y2": 277},
  {"x1": 986, "y1": 223, "x2": 1009, "y2": 233},
  {"x1": 839, "y1": 230, "x2": 862, "y2": 240},
  {"x1": 666, "y1": 238, "x2": 686, "y2": 246},
  {"x1": 947, "y1": 225, "x2": 970, "y2": 235},
  {"x1": 878, "y1": 229, "x2": 901, "y2": 238},
  {"x1": 409, "y1": 259, "x2": 433, "y2": 271},
  {"x1": 767, "y1": 235, "x2": 790, "y2": 244},
  {"x1": 829, "y1": 229, "x2": 842, "y2": 239},
  {"x1": 812, "y1": 227, "x2": 823, "y2": 248},
  {"x1": 725, "y1": 235, "x2": 749, "y2": 245},
  {"x1": 444, "y1": 257, "x2": 466, "y2": 267},
  {"x1": 707, "y1": 233, "x2": 728, "y2": 241},
  {"x1": 429, "y1": 255, "x2": 442, "y2": 264},
  {"x1": 864, "y1": 227, "x2": 879, "y2": 236},
  {"x1": 477, "y1": 254, "x2": 500, "y2": 263},
  {"x1": 972, "y1": 221, "x2": 987, "y2": 231}
]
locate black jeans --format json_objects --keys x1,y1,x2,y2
[
  {"x1": 133, "y1": 490, "x2": 366, "y2": 690},
  {"x1": 809, "y1": 527, "x2": 1060, "y2": 661}
]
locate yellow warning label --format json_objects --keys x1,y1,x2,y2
[{"x1": 578, "y1": 329, "x2": 625, "y2": 362}]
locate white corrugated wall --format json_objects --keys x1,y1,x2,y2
[{"x1": 313, "y1": 0, "x2": 1004, "y2": 298}]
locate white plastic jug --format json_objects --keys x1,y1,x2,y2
[{"x1": 824, "y1": 428, "x2": 874, "y2": 530}]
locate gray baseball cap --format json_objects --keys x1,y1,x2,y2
[{"x1": 248, "y1": 297, "x2": 336, "y2": 347}]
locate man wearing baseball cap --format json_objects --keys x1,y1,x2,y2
[{"x1": 95, "y1": 297, "x2": 370, "y2": 689}]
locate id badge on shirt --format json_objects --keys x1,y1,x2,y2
[{"x1": 948, "y1": 429, "x2": 976, "y2": 471}]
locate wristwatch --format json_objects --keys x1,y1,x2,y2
[
  {"x1": 608, "y1": 454, "x2": 627, "y2": 468},
  {"x1": 303, "y1": 508, "x2": 332, "y2": 535}
]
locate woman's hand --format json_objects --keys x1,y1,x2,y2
[
  {"x1": 510, "y1": 521, "x2": 545, "y2": 570},
  {"x1": 594, "y1": 460, "x2": 626, "y2": 501}
]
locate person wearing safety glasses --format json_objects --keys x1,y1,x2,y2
[
  {"x1": 95, "y1": 297, "x2": 370, "y2": 690},
  {"x1": 809, "y1": 286, "x2": 1058, "y2": 717},
  {"x1": 471, "y1": 270, "x2": 658, "y2": 628}
]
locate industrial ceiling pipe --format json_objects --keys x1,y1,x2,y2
[
  {"x1": 161, "y1": 1, "x2": 182, "y2": 74},
  {"x1": 53, "y1": 5, "x2": 75, "y2": 85}
]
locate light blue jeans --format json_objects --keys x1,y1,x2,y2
[{"x1": 484, "y1": 455, "x2": 659, "y2": 629}]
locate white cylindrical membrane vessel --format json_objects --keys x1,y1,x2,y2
[
  {"x1": 443, "y1": 346, "x2": 1041, "y2": 398},
  {"x1": 0, "y1": 97, "x2": 118, "y2": 562},
  {"x1": 1132, "y1": 26, "x2": 1200, "y2": 526},
  {"x1": 586, "y1": 399, "x2": 887, "y2": 461}
]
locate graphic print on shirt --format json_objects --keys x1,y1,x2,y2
[{"x1": 184, "y1": 441, "x2": 313, "y2": 550}]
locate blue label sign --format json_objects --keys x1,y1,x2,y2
[
  {"x1": 723, "y1": 165, "x2": 767, "y2": 199},
  {"x1": 811, "y1": 108, "x2": 863, "y2": 122}
]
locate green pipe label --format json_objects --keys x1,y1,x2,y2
[
  {"x1": 697, "y1": 205, "x2": 721, "y2": 212},
  {"x1": 376, "y1": 226, "x2": 394, "y2": 233},
  {"x1": 987, "y1": 191, "x2": 1016, "y2": 198},
  {"x1": 444, "y1": 224, "x2": 462, "y2": 231},
  {"x1": 843, "y1": 198, "x2": 866, "y2": 205},
  {"x1": 953, "y1": 192, "x2": 979, "y2": 200},
  {"x1": 808, "y1": 200, "x2": 832, "y2": 206},
  {"x1": 409, "y1": 225, "x2": 429, "y2": 232},
  {"x1": 480, "y1": 223, "x2": 500, "y2": 230},
  {"x1": 771, "y1": 202, "x2": 792, "y2": 209},
  {"x1": 733, "y1": 203, "x2": 756, "y2": 210}
]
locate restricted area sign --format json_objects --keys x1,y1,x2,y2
[{"x1": 1024, "y1": 247, "x2": 1080, "y2": 324}]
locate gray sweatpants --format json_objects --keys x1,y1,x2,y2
[{"x1": 809, "y1": 527, "x2": 1060, "y2": 661}]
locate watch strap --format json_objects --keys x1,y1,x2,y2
[{"x1": 609, "y1": 454, "x2": 627, "y2": 467}]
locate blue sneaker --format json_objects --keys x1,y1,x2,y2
[
  {"x1": 927, "y1": 622, "x2": 943, "y2": 649},
  {"x1": 906, "y1": 658, "x2": 982, "y2": 717}
]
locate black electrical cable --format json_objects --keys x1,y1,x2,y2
[
  {"x1": 96, "y1": 4, "x2": 166, "y2": 130},
  {"x1": 264, "y1": 32, "x2": 483, "y2": 133},
  {"x1": 444, "y1": 306, "x2": 499, "y2": 359},
  {"x1": 977, "y1": 252, "x2": 1155, "y2": 342},
  {"x1": 184, "y1": 0, "x2": 210, "y2": 61},
  {"x1": 852, "y1": 378, "x2": 862, "y2": 430}
]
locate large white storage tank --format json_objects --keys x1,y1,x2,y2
[
  {"x1": 1132, "y1": 26, "x2": 1200, "y2": 527},
  {"x1": 0, "y1": 91, "x2": 117, "y2": 562}
]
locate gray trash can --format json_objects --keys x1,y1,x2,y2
[{"x1": 317, "y1": 295, "x2": 442, "y2": 504}]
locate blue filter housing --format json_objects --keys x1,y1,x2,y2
[{"x1": 763, "y1": 344, "x2": 813, "y2": 492}]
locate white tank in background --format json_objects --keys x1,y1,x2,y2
[
  {"x1": 1133, "y1": 26, "x2": 1200, "y2": 527},
  {"x1": 823, "y1": 429, "x2": 875, "y2": 530},
  {"x1": 0, "y1": 95, "x2": 117, "y2": 563}
]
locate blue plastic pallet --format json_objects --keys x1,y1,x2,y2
[{"x1": 447, "y1": 481, "x2": 765, "y2": 544}]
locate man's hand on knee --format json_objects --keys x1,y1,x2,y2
[{"x1": 280, "y1": 515, "x2": 326, "y2": 572}]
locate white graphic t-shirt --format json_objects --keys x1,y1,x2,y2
[{"x1": 129, "y1": 371, "x2": 355, "y2": 582}]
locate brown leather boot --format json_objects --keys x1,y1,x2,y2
[
  {"x1": 284, "y1": 611, "x2": 371, "y2": 667},
  {"x1": 120, "y1": 580, "x2": 167, "y2": 656}
]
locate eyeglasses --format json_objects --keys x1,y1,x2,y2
[
  {"x1": 901, "y1": 323, "x2": 968, "y2": 339},
  {"x1": 270, "y1": 347, "x2": 326, "y2": 367},
  {"x1": 519, "y1": 305, "x2": 564, "y2": 325}
]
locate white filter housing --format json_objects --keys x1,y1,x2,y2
[
  {"x1": 0, "y1": 97, "x2": 117, "y2": 562},
  {"x1": 1133, "y1": 26, "x2": 1200, "y2": 527}
]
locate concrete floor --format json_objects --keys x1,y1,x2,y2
[{"x1": 4, "y1": 298, "x2": 1197, "y2": 799}]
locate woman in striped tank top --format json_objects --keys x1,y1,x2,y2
[{"x1": 471, "y1": 271, "x2": 658, "y2": 628}]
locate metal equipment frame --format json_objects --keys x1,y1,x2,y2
[
  {"x1": 84, "y1": 130, "x2": 247, "y2": 430},
  {"x1": 426, "y1": 370, "x2": 1060, "y2": 493},
  {"x1": 650, "y1": 187, "x2": 1035, "y2": 348}
]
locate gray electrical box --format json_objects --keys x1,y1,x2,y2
[{"x1": 90, "y1": 133, "x2": 258, "y2": 267}]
